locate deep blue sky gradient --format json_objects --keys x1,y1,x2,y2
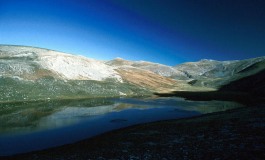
[{"x1": 0, "y1": 0, "x2": 264, "y2": 65}]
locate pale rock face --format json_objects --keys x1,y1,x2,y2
[
  {"x1": 37, "y1": 51, "x2": 122, "y2": 81},
  {"x1": 0, "y1": 45, "x2": 123, "y2": 82}
]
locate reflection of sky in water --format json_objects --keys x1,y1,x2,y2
[
  {"x1": 0, "y1": 97, "x2": 243, "y2": 156},
  {"x1": 38, "y1": 106, "x2": 115, "y2": 129}
]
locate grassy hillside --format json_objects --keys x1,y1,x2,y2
[{"x1": 0, "y1": 77, "x2": 151, "y2": 102}]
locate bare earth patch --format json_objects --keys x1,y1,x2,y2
[{"x1": 117, "y1": 68, "x2": 194, "y2": 93}]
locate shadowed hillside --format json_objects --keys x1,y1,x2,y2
[
  {"x1": 154, "y1": 69, "x2": 265, "y2": 105},
  {"x1": 219, "y1": 69, "x2": 265, "y2": 97}
]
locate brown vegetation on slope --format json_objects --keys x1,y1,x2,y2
[{"x1": 116, "y1": 68, "x2": 180, "y2": 92}]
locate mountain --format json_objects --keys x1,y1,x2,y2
[
  {"x1": 0, "y1": 45, "x2": 122, "y2": 81},
  {"x1": 174, "y1": 57, "x2": 265, "y2": 88},
  {"x1": 0, "y1": 45, "x2": 264, "y2": 102},
  {"x1": 106, "y1": 58, "x2": 188, "y2": 79},
  {"x1": 220, "y1": 64, "x2": 265, "y2": 96},
  {"x1": 0, "y1": 45, "x2": 150, "y2": 102},
  {"x1": 107, "y1": 56, "x2": 265, "y2": 89},
  {"x1": 0, "y1": 45, "x2": 186, "y2": 102}
]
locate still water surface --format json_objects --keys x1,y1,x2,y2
[{"x1": 0, "y1": 97, "x2": 243, "y2": 156}]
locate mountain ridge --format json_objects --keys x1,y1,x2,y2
[{"x1": 0, "y1": 45, "x2": 264, "y2": 102}]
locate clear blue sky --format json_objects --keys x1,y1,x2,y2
[{"x1": 0, "y1": 0, "x2": 264, "y2": 65}]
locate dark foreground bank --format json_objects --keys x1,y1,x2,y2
[{"x1": 2, "y1": 103, "x2": 265, "y2": 160}]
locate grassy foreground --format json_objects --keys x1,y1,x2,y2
[{"x1": 2, "y1": 103, "x2": 265, "y2": 160}]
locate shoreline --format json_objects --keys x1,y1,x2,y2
[{"x1": 2, "y1": 103, "x2": 265, "y2": 160}]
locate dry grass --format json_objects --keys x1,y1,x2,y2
[{"x1": 117, "y1": 68, "x2": 181, "y2": 92}]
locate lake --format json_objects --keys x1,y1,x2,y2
[{"x1": 0, "y1": 97, "x2": 243, "y2": 156}]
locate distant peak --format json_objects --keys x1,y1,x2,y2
[
  {"x1": 199, "y1": 59, "x2": 215, "y2": 62},
  {"x1": 115, "y1": 57, "x2": 124, "y2": 60}
]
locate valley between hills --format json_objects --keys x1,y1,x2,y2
[{"x1": 0, "y1": 45, "x2": 265, "y2": 159}]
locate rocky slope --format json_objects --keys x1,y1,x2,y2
[
  {"x1": 220, "y1": 65, "x2": 265, "y2": 96},
  {"x1": 0, "y1": 45, "x2": 150, "y2": 102},
  {"x1": 107, "y1": 56, "x2": 265, "y2": 89},
  {"x1": 174, "y1": 57, "x2": 265, "y2": 88},
  {"x1": 0, "y1": 45, "x2": 122, "y2": 81},
  {"x1": 0, "y1": 45, "x2": 264, "y2": 102},
  {"x1": 106, "y1": 58, "x2": 188, "y2": 79}
]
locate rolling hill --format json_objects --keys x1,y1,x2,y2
[{"x1": 0, "y1": 45, "x2": 264, "y2": 102}]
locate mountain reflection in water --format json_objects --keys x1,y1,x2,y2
[{"x1": 0, "y1": 97, "x2": 243, "y2": 156}]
